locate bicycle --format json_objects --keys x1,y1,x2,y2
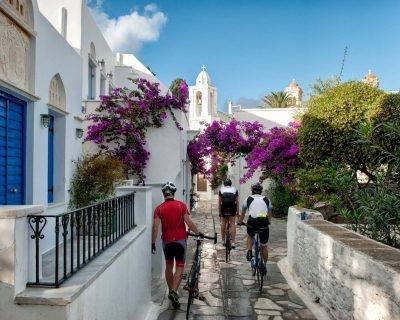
[
  {"x1": 238, "y1": 222, "x2": 268, "y2": 293},
  {"x1": 185, "y1": 232, "x2": 217, "y2": 319}
]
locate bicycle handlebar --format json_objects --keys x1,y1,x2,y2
[{"x1": 188, "y1": 232, "x2": 218, "y2": 244}]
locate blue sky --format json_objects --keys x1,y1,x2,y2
[{"x1": 92, "y1": 0, "x2": 400, "y2": 111}]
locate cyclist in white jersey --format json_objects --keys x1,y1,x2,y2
[{"x1": 238, "y1": 182, "x2": 272, "y2": 266}]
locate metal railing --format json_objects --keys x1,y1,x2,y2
[{"x1": 27, "y1": 192, "x2": 135, "y2": 288}]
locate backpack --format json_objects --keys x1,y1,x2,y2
[{"x1": 220, "y1": 189, "x2": 237, "y2": 213}]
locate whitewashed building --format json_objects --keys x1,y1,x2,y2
[
  {"x1": 0, "y1": 1, "x2": 187, "y2": 319},
  {"x1": 0, "y1": 0, "x2": 83, "y2": 210}
]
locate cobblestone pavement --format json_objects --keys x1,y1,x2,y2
[{"x1": 157, "y1": 206, "x2": 316, "y2": 320}]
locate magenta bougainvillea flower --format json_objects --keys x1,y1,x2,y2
[
  {"x1": 85, "y1": 78, "x2": 188, "y2": 184},
  {"x1": 187, "y1": 119, "x2": 300, "y2": 184},
  {"x1": 241, "y1": 121, "x2": 300, "y2": 183}
]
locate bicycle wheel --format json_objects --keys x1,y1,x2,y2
[
  {"x1": 251, "y1": 261, "x2": 256, "y2": 276},
  {"x1": 186, "y1": 262, "x2": 197, "y2": 318},
  {"x1": 259, "y1": 262, "x2": 264, "y2": 293},
  {"x1": 256, "y1": 264, "x2": 260, "y2": 285},
  {"x1": 225, "y1": 223, "x2": 230, "y2": 262},
  {"x1": 186, "y1": 258, "x2": 200, "y2": 319}
]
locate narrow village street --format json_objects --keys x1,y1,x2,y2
[{"x1": 157, "y1": 202, "x2": 315, "y2": 320}]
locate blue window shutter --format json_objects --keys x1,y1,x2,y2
[{"x1": 0, "y1": 91, "x2": 25, "y2": 205}]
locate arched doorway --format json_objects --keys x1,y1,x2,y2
[{"x1": 47, "y1": 74, "x2": 67, "y2": 203}]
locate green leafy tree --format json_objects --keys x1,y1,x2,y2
[
  {"x1": 262, "y1": 91, "x2": 293, "y2": 108},
  {"x1": 298, "y1": 81, "x2": 386, "y2": 180}
]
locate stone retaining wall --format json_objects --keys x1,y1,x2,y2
[{"x1": 287, "y1": 206, "x2": 400, "y2": 320}]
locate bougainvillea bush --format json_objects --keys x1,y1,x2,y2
[
  {"x1": 187, "y1": 119, "x2": 264, "y2": 176},
  {"x1": 187, "y1": 119, "x2": 300, "y2": 186},
  {"x1": 242, "y1": 122, "x2": 300, "y2": 184},
  {"x1": 85, "y1": 78, "x2": 188, "y2": 184}
]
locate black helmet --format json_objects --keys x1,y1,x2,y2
[
  {"x1": 223, "y1": 178, "x2": 232, "y2": 186},
  {"x1": 161, "y1": 181, "x2": 177, "y2": 195},
  {"x1": 251, "y1": 182, "x2": 263, "y2": 194}
]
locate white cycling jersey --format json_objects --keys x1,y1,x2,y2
[{"x1": 241, "y1": 194, "x2": 272, "y2": 219}]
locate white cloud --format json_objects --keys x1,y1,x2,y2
[
  {"x1": 144, "y1": 3, "x2": 158, "y2": 13},
  {"x1": 88, "y1": 1, "x2": 167, "y2": 53}
]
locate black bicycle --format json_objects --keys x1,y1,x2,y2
[
  {"x1": 238, "y1": 223, "x2": 268, "y2": 293},
  {"x1": 186, "y1": 232, "x2": 217, "y2": 319}
]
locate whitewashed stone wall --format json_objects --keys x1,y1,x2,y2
[
  {"x1": 287, "y1": 206, "x2": 400, "y2": 320},
  {"x1": 2, "y1": 188, "x2": 155, "y2": 320}
]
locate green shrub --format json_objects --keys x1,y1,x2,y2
[
  {"x1": 340, "y1": 184, "x2": 400, "y2": 248},
  {"x1": 368, "y1": 94, "x2": 400, "y2": 170},
  {"x1": 69, "y1": 154, "x2": 126, "y2": 209},
  {"x1": 298, "y1": 81, "x2": 384, "y2": 174},
  {"x1": 296, "y1": 162, "x2": 356, "y2": 211},
  {"x1": 211, "y1": 163, "x2": 229, "y2": 190},
  {"x1": 267, "y1": 180, "x2": 298, "y2": 218}
]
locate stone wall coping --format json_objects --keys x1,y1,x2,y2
[
  {"x1": 15, "y1": 225, "x2": 146, "y2": 306},
  {"x1": 302, "y1": 219, "x2": 400, "y2": 272},
  {"x1": 289, "y1": 206, "x2": 324, "y2": 220},
  {"x1": 0, "y1": 205, "x2": 44, "y2": 219}
]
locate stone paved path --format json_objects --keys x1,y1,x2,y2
[{"x1": 157, "y1": 206, "x2": 316, "y2": 320}]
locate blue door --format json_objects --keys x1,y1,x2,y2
[
  {"x1": 0, "y1": 91, "x2": 25, "y2": 205},
  {"x1": 47, "y1": 115, "x2": 54, "y2": 203}
]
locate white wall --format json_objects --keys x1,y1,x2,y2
[
  {"x1": 36, "y1": 0, "x2": 83, "y2": 52},
  {"x1": 28, "y1": 2, "x2": 83, "y2": 209},
  {"x1": 2, "y1": 189, "x2": 154, "y2": 320},
  {"x1": 232, "y1": 107, "x2": 304, "y2": 130},
  {"x1": 81, "y1": 5, "x2": 115, "y2": 100}
]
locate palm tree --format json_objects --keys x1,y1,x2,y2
[{"x1": 262, "y1": 91, "x2": 293, "y2": 108}]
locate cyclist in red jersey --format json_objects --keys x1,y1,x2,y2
[{"x1": 151, "y1": 182, "x2": 203, "y2": 309}]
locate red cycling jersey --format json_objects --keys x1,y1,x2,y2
[{"x1": 154, "y1": 199, "x2": 189, "y2": 242}]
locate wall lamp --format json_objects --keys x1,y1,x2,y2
[
  {"x1": 76, "y1": 128, "x2": 84, "y2": 139},
  {"x1": 106, "y1": 72, "x2": 113, "y2": 79},
  {"x1": 40, "y1": 114, "x2": 51, "y2": 128},
  {"x1": 97, "y1": 59, "x2": 105, "y2": 69}
]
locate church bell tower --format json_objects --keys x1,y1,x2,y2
[{"x1": 188, "y1": 65, "x2": 218, "y2": 130}]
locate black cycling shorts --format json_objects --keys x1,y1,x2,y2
[
  {"x1": 246, "y1": 217, "x2": 269, "y2": 244},
  {"x1": 162, "y1": 240, "x2": 187, "y2": 267},
  {"x1": 219, "y1": 210, "x2": 237, "y2": 218}
]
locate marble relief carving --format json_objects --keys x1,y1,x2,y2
[
  {"x1": 49, "y1": 75, "x2": 66, "y2": 111},
  {"x1": 0, "y1": 12, "x2": 30, "y2": 91}
]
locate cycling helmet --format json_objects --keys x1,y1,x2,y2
[
  {"x1": 251, "y1": 182, "x2": 263, "y2": 194},
  {"x1": 161, "y1": 181, "x2": 177, "y2": 195},
  {"x1": 223, "y1": 178, "x2": 232, "y2": 186}
]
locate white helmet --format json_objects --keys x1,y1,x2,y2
[{"x1": 161, "y1": 181, "x2": 177, "y2": 195}]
